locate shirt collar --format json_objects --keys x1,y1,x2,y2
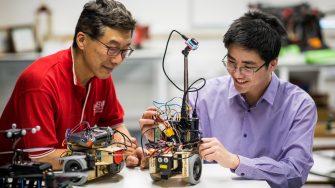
[
  {"x1": 227, "y1": 72, "x2": 279, "y2": 106},
  {"x1": 262, "y1": 72, "x2": 279, "y2": 106},
  {"x1": 70, "y1": 46, "x2": 98, "y2": 87},
  {"x1": 71, "y1": 46, "x2": 80, "y2": 86},
  {"x1": 228, "y1": 77, "x2": 240, "y2": 99}
]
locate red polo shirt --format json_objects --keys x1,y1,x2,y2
[{"x1": 0, "y1": 48, "x2": 124, "y2": 164}]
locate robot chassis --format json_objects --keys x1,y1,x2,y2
[
  {"x1": 0, "y1": 124, "x2": 74, "y2": 188},
  {"x1": 145, "y1": 30, "x2": 203, "y2": 185},
  {"x1": 60, "y1": 124, "x2": 127, "y2": 186},
  {"x1": 147, "y1": 116, "x2": 202, "y2": 185}
]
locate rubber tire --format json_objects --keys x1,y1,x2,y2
[
  {"x1": 63, "y1": 158, "x2": 88, "y2": 186},
  {"x1": 150, "y1": 173, "x2": 161, "y2": 181},
  {"x1": 186, "y1": 154, "x2": 202, "y2": 185},
  {"x1": 108, "y1": 161, "x2": 125, "y2": 175}
]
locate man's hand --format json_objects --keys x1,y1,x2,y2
[
  {"x1": 139, "y1": 106, "x2": 158, "y2": 141},
  {"x1": 126, "y1": 136, "x2": 138, "y2": 150},
  {"x1": 123, "y1": 136, "x2": 138, "y2": 167},
  {"x1": 199, "y1": 137, "x2": 240, "y2": 169},
  {"x1": 125, "y1": 147, "x2": 149, "y2": 169}
]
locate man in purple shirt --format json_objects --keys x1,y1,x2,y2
[
  {"x1": 139, "y1": 10, "x2": 317, "y2": 188},
  {"x1": 192, "y1": 10, "x2": 317, "y2": 187}
]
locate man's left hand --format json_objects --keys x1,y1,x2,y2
[
  {"x1": 125, "y1": 147, "x2": 149, "y2": 169},
  {"x1": 199, "y1": 137, "x2": 240, "y2": 169}
]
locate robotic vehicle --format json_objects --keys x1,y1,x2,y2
[
  {"x1": 145, "y1": 112, "x2": 202, "y2": 185},
  {"x1": 60, "y1": 123, "x2": 129, "y2": 186},
  {"x1": 142, "y1": 30, "x2": 205, "y2": 185},
  {"x1": 0, "y1": 124, "x2": 75, "y2": 188}
]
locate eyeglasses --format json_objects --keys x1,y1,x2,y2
[
  {"x1": 95, "y1": 38, "x2": 134, "y2": 59},
  {"x1": 222, "y1": 55, "x2": 267, "y2": 77}
]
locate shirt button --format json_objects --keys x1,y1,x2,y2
[
  {"x1": 247, "y1": 109, "x2": 251, "y2": 112},
  {"x1": 241, "y1": 173, "x2": 245, "y2": 176},
  {"x1": 243, "y1": 134, "x2": 247, "y2": 138}
]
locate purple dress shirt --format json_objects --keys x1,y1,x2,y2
[{"x1": 190, "y1": 73, "x2": 317, "y2": 188}]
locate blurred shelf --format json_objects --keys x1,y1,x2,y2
[{"x1": 0, "y1": 52, "x2": 40, "y2": 62}]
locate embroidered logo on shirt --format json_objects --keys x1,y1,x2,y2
[{"x1": 93, "y1": 101, "x2": 105, "y2": 115}]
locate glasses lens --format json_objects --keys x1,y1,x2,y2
[
  {"x1": 240, "y1": 68, "x2": 253, "y2": 77},
  {"x1": 226, "y1": 62, "x2": 236, "y2": 72},
  {"x1": 122, "y1": 48, "x2": 134, "y2": 58},
  {"x1": 224, "y1": 62, "x2": 255, "y2": 76},
  {"x1": 107, "y1": 48, "x2": 133, "y2": 58},
  {"x1": 107, "y1": 48, "x2": 120, "y2": 56}
]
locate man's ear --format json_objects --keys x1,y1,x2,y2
[
  {"x1": 269, "y1": 58, "x2": 278, "y2": 72},
  {"x1": 76, "y1": 32, "x2": 87, "y2": 50}
]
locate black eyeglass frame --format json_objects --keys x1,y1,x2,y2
[
  {"x1": 95, "y1": 38, "x2": 134, "y2": 59},
  {"x1": 222, "y1": 55, "x2": 267, "y2": 76}
]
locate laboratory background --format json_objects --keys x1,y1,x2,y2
[{"x1": 0, "y1": 0, "x2": 335, "y2": 187}]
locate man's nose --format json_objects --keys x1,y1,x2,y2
[
  {"x1": 111, "y1": 53, "x2": 124, "y2": 65},
  {"x1": 231, "y1": 67, "x2": 243, "y2": 77}
]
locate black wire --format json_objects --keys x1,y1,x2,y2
[
  {"x1": 181, "y1": 78, "x2": 206, "y2": 118},
  {"x1": 140, "y1": 127, "x2": 157, "y2": 158},
  {"x1": 113, "y1": 129, "x2": 133, "y2": 149},
  {"x1": 162, "y1": 30, "x2": 206, "y2": 92},
  {"x1": 142, "y1": 29, "x2": 206, "y2": 159},
  {"x1": 162, "y1": 30, "x2": 183, "y2": 91},
  {"x1": 162, "y1": 29, "x2": 207, "y2": 120},
  {"x1": 194, "y1": 87, "x2": 200, "y2": 114}
]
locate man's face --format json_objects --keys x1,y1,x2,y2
[
  {"x1": 83, "y1": 27, "x2": 132, "y2": 80},
  {"x1": 226, "y1": 44, "x2": 274, "y2": 95}
]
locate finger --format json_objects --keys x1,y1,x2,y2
[
  {"x1": 135, "y1": 147, "x2": 144, "y2": 157},
  {"x1": 146, "y1": 106, "x2": 157, "y2": 111},
  {"x1": 142, "y1": 108, "x2": 157, "y2": 118},
  {"x1": 201, "y1": 137, "x2": 215, "y2": 143},
  {"x1": 135, "y1": 147, "x2": 149, "y2": 169},
  {"x1": 199, "y1": 148, "x2": 205, "y2": 159},
  {"x1": 135, "y1": 147, "x2": 149, "y2": 160},
  {"x1": 199, "y1": 149, "x2": 211, "y2": 159},
  {"x1": 123, "y1": 138, "x2": 133, "y2": 147},
  {"x1": 203, "y1": 152, "x2": 215, "y2": 162},
  {"x1": 126, "y1": 155, "x2": 139, "y2": 167},
  {"x1": 129, "y1": 137, "x2": 138, "y2": 148},
  {"x1": 140, "y1": 157, "x2": 149, "y2": 169},
  {"x1": 201, "y1": 147, "x2": 218, "y2": 161},
  {"x1": 200, "y1": 138, "x2": 220, "y2": 150},
  {"x1": 139, "y1": 118, "x2": 156, "y2": 142},
  {"x1": 124, "y1": 147, "x2": 136, "y2": 155},
  {"x1": 199, "y1": 142, "x2": 212, "y2": 152},
  {"x1": 126, "y1": 142, "x2": 137, "y2": 149},
  {"x1": 199, "y1": 143, "x2": 216, "y2": 159},
  {"x1": 202, "y1": 145, "x2": 217, "y2": 156},
  {"x1": 139, "y1": 119, "x2": 155, "y2": 129}
]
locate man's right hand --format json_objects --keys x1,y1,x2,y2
[
  {"x1": 138, "y1": 106, "x2": 158, "y2": 141},
  {"x1": 126, "y1": 147, "x2": 149, "y2": 169}
]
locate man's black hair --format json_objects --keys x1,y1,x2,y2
[
  {"x1": 73, "y1": 0, "x2": 136, "y2": 48},
  {"x1": 223, "y1": 10, "x2": 287, "y2": 65}
]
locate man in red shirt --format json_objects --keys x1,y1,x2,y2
[{"x1": 0, "y1": 0, "x2": 144, "y2": 170}]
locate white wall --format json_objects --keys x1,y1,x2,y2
[{"x1": 0, "y1": 0, "x2": 335, "y2": 36}]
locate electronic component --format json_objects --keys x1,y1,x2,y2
[
  {"x1": 141, "y1": 30, "x2": 205, "y2": 185},
  {"x1": 0, "y1": 124, "x2": 76, "y2": 188},
  {"x1": 66, "y1": 126, "x2": 113, "y2": 148},
  {"x1": 154, "y1": 114, "x2": 175, "y2": 138},
  {"x1": 61, "y1": 124, "x2": 128, "y2": 185}
]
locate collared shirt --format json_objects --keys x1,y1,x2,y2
[
  {"x1": 190, "y1": 73, "x2": 317, "y2": 188},
  {"x1": 0, "y1": 48, "x2": 124, "y2": 164}
]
